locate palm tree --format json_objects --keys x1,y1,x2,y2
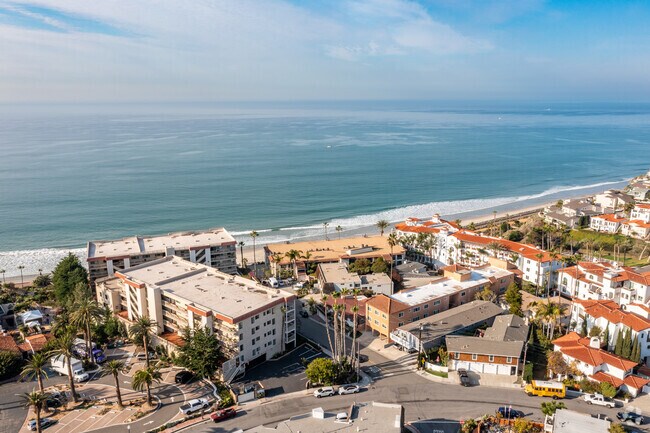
[
  {"x1": 0, "y1": 268, "x2": 5, "y2": 285},
  {"x1": 238, "y1": 241, "x2": 245, "y2": 269},
  {"x1": 376, "y1": 220, "x2": 389, "y2": 236},
  {"x1": 336, "y1": 225, "x2": 343, "y2": 240},
  {"x1": 18, "y1": 265, "x2": 25, "y2": 286},
  {"x1": 21, "y1": 353, "x2": 50, "y2": 393},
  {"x1": 102, "y1": 360, "x2": 127, "y2": 408},
  {"x1": 387, "y1": 232, "x2": 398, "y2": 278},
  {"x1": 22, "y1": 391, "x2": 48, "y2": 433},
  {"x1": 535, "y1": 252, "x2": 545, "y2": 296},
  {"x1": 323, "y1": 222, "x2": 330, "y2": 240},
  {"x1": 132, "y1": 366, "x2": 162, "y2": 407},
  {"x1": 129, "y1": 317, "x2": 157, "y2": 368},
  {"x1": 70, "y1": 285, "x2": 103, "y2": 362},
  {"x1": 249, "y1": 231, "x2": 259, "y2": 278},
  {"x1": 270, "y1": 253, "x2": 282, "y2": 278},
  {"x1": 320, "y1": 294, "x2": 335, "y2": 358},
  {"x1": 50, "y1": 332, "x2": 79, "y2": 402},
  {"x1": 339, "y1": 288, "x2": 350, "y2": 360},
  {"x1": 284, "y1": 249, "x2": 303, "y2": 279}
]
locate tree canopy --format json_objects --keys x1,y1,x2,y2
[
  {"x1": 504, "y1": 283, "x2": 523, "y2": 316},
  {"x1": 0, "y1": 350, "x2": 23, "y2": 380},
  {"x1": 348, "y1": 259, "x2": 371, "y2": 275},
  {"x1": 177, "y1": 326, "x2": 223, "y2": 379},
  {"x1": 370, "y1": 257, "x2": 389, "y2": 274},
  {"x1": 52, "y1": 253, "x2": 88, "y2": 303},
  {"x1": 305, "y1": 357, "x2": 337, "y2": 386}
]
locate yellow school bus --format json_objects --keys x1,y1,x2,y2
[{"x1": 524, "y1": 380, "x2": 566, "y2": 399}]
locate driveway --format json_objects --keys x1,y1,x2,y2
[{"x1": 233, "y1": 343, "x2": 326, "y2": 397}]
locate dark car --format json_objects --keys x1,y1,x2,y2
[
  {"x1": 358, "y1": 354, "x2": 369, "y2": 363},
  {"x1": 497, "y1": 406, "x2": 522, "y2": 419},
  {"x1": 618, "y1": 411, "x2": 644, "y2": 425},
  {"x1": 175, "y1": 370, "x2": 195, "y2": 384},
  {"x1": 46, "y1": 396, "x2": 63, "y2": 409},
  {"x1": 457, "y1": 368, "x2": 471, "y2": 387},
  {"x1": 211, "y1": 408, "x2": 237, "y2": 422}
]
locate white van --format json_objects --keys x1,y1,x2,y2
[{"x1": 268, "y1": 277, "x2": 279, "y2": 288}]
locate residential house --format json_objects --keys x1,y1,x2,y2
[
  {"x1": 365, "y1": 265, "x2": 514, "y2": 337},
  {"x1": 315, "y1": 262, "x2": 393, "y2": 296},
  {"x1": 96, "y1": 256, "x2": 296, "y2": 382},
  {"x1": 630, "y1": 203, "x2": 650, "y2": 223},
  {"x1": 552, "y1": 332, "x2": 650, "y2": 397},
  {"x1": 593, "y1": 190, "x2": 634, "y2": 212},
  {"x1": 557, "y1": 261, "x2": 650, "y2": 305},
  {"x1": 389, "y1": 300, "x2": 504, "y2": 352},
  {"x1": 0, "y1": 334, "x2": 22, "y2": 356},
  {"x1": 544, "y1": 409, "x2": 610, "y2": 433},
  {"x1": 589, "y1": 214, "x2": 627, "y2": 234},
  {"x1": 447, "y1": 314, "x2": 528, "y2": 376},
  {"x1": 87, "y1": 228, "x2": 237, "y2": 283},
  {"x1": 621, "y1": 220, "x2": 650, "y2": 239},
  {"x1": 18, "y1": 333, "x2": 54, "y2": 355},
  {"x1": 570, "y1": 299, "x2": 650, "y2": 365},
  {"x1": 265, "y1": 236, "x2": 405, "y2": 281},
  {"x1": 542, "y1": 199, "x2": 601, "y2": 228}
]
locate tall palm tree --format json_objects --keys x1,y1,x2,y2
[
  {"x1": 323, "y1": 222, "x2": 330, "y2": 240},
  {"x1": 132, "y1": 366, "x2": 162, "y2": 407},
  {"x1": 102, "y1": 360, "x2": 127, "y2": 408},
  {"x1": 376, "y1": 220, "x2": 389, "y2": 236},
  {"x1": 21, "y1": 352, "x2": 50, "y2": 393},
  {"x1": 534, "y1": 252, "x2": 545, "y2": 296},
  {"x1": 340, "y1": 288, "x2": 350, "y2": 360},
  {"x1": 18, "y1": 265, "x2": 25, "y2": 286},
  {"x1": 336, "y1": 225, "x2": 343, "y2": 240},
  {"x1": 238, "y1": 241, "x2": 245, "y2": 269},
  {"x1": 331, "y1": 291, "x2": 341, "y2": 360},
  {"x1": 320, "y1": 294, "x2": 335, "y2": 357},
  {"x1": 249, "y1": 231, "x2": 259, "y2": 278},
  {"x1": 284, "y1": 249, "x2": 303, "y2": 279},
  {"x1": 129, "y1": 317, "x2": 157, "y2": 368},
  {"x1": 50, "y1": 332, "x2": 79, "y2": 402},
  {"x1": 22, "y1": 391, "x2": 48, "y2": 433},
  {"x1": 387, "y1": 233, "x2": 398, "y2": 278},
  {"x1": 70, "y1": 285, "x2": 103, "y2": 362},
  {"x1": 0, "y1": 268, "x2": 5, "y2": 285}
]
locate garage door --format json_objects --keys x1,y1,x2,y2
[{"x1": 483, "y1": 363, "x2": 498, "y2": 374}]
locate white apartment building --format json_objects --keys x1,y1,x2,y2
[
  {"x1": 593, "y1": 190, "x2": 634, "y2": 212},
  {"x1": 631, "y1": 203, "x2": 650, "y2": 223},
  {"x1": 315, "y1": 262, "x2": 394, "y2": 296},
  {"x1": 394, "y1": 214, "x2": 461, "y2": 267},
  {"x1": 571, "y1": 299, "x2": 650, "y2": 364},
  {"x1": 621, "y1": 220, "x2": 650, "y2": 239},
  {"x1": 87, "y1": 228, "x2": 237, "y2": 282},
  {"x1": 542, "y1": 198, "x2": 602, "y2": 228},
  {"x1": 97, "y1": 256, "x2": 296, "y2": 382},
  {"x1": 589, "y1": 214, "x2": 627, "y2": 234},
  {"x1": 557, "y1": 261, "x2": 650, "y2": 305}
]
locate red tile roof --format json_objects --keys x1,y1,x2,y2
[
  {"x1": 590, "y1": 371, "x2": 623, "y2": 387},
  {"x1": 573, "y1": 299, "x2": 650, "y2": 332},
  {"x1": 24, "y1": 333, "x2": 54, "y2": 353},
  {"x1": 366, "y1": 294, "x2": 409, "y2": 314},
  {"x1": 0, "y1": 335, "x2": 22, "y2": 355},
  {"x1": 593, "y1": 214, "x2": 627, "y2": 223},
  {"x1": 635, "y1": 203, "x2": 650, "y2": 210},
  {"x1": 451, "y1": 231, "x2": 554, "y2": 262},
  {"x1": 553, "y1": 332, "x2": 638, "y2": 370},
  {"x1": 324, "y1": 296, "x2": 368, "y2": 318},
  {"x1": 624, "y1": 374, "x2": 650, "y2": 390}
]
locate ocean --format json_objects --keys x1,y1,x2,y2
[{"x1": 0, "y1": 101, "x2": 648, "y2": 277}]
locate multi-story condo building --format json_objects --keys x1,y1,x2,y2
[
  {"x1": 593, "y1": 190, "x2": 634, "y2": 212},
  {"x1": 541, "y1": 199, "x2": 602, "y2": 228},
  {"x1": 365, "y1": 264, "x2": 514, "y2": 338},
  {"x1": 265, "y1": 236, "x2": 405, "y2": 280},
  {"x1": 87, "y1": 228, "x2": 237, "y2": 282},
  {"x1": 621, "y1": 220, "x2": 650, "y2": 239},
  {"x1": 394, "y1": 217, "x2": 562, "y2": 288},
  {"x1": 630, "y1": 203, "x2": 650, "y2": 223},
  {"x1": 570, "y1": 299, "x2": 650, "y2": 365},
  {"x1": 557, "y1": 261, "x2": 650, "y2": 305},
  {"x1": 315, "y1": 262, "x2": 394, "y2": 296},
  {"x1": 589, "y1": 214, "x2": 627, "y2": 234},
  {"x1": 96, "y1": 256, "x2": 296, "y2": 382}
]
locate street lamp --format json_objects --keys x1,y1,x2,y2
[{"x1": 417, "y1": 323, "x2": 424, "y2": 370}]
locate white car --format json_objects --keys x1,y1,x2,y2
[
  {"x1": 313, "y1": 387, "x2": 336, "y2": 398},
  {"x1": 583, "y1": 393, "x2": 615, "y2": 408},
  {"x1": 338, "y1": 384, "x2": 360, "y2": 395},
  {"x1": 179, "y1": 398, "x2": 210, "y2": 415}
]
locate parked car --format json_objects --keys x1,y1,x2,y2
[
  {"x1": 618, "y1": 411, "x2": 644, "y2": 425},
  {"x1": 211, "y1": 408, "x2": 237, "y2": 422},
  {"x1": 497, "y1": 406, "x2": 522, "y2": 419},
  {"x1": 338, "y1": 385, "x2": 360, "y2": 395},
  {"x1": 358, "y1": 354, "x2": 369, "y2": 363},
  {"x1": 592, "y1": 413, "x2": 612, "y2": 422},
  {"x1": 46, "y1": 396, "x2": 63, "y2": 409},
  {"x1": 175, "y1": 370, "x2": 195, "y2": 384},
  {"x1": 179, "y1": 398, "x2": 210, "y2": 415},
  {"x1": 313, "y1": 387, "x2": 336, "y2": 398},
  {"x1": 584, "y1": 393, "x2": 616, "y2": 408},
  {"x1": 457, "y1": 369, "x2": 471, "y2": 387},
  {"x1": 27, "y1": 418, "x2": 57, "y2": 431}
]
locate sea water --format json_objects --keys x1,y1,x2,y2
[{"x1": 0, "y1": 101, "x2": 648, "y2": 276}]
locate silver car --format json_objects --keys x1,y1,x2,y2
[
  {"x1": 338, "y1": 384, "x2": 360, "y2": 395},
  {"x1": 313, "y1": 386, "x2": 335, "y2": 398}
]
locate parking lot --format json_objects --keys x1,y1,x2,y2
[{"x1": 234, "y1": 343, "x2": 327, "y2": 397}]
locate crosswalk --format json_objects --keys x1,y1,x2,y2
[{"x1": 364, "y1": 353, "x2": 417, "y2": 379}]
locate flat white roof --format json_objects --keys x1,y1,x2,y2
[
  {"x1": 118, "y1": 256, "x2": 293, "y2": 322},
  {"x1": 391, "y1": 266, "x2": 509, "y2": 306},
  {"x1": 88, "y1": 227, "x2": 235, "y2": 259},
  {"x1": 552, "y1": 409, "x2": 609, "y2": 433},
  {"x1": 318, "y1": 262, "x2": 362, "y2": 285}
]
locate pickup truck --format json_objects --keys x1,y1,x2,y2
[{"x1": 583, "y1": 393, "x2": 616, "y2": 408}]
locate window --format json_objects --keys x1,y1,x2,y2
[
  {"x1": 461, "y1": 291, "x2": 466, "y2": 297},
  {"x1": 506, "y1": 357, "x2": 512, "y2": 364},
  {"x1": 455, "y1": 352, "x2": 460, "y2": 359},
  {"x1": 381, "y1": 313, "x2": 386, "y2": 319},
  {"x1": 398, "y1": 322, "x2": 404, "y2": 327},
  {"x1": 382, "y1": 324, "x2": 386, "y2": 329},
  {"x1": 433, "y1": 300, "x2": 440, "y2": 306},
  {"x1": 413, "y1": 307, "x2": 420, "y2": 312},
  {"x1": 412, "y1": 316, "x2": 420, "y2": 321},
  {"x1": 488, "y1": 355, "x2": 494, "y2": 362},
  {"x1": 423, "y1": 314, "x2": 428, "y2": 318},
  {"x1": 471, "y1": 354, "x2": 477, "y2": 361},
  {"x1": 239, "y1": 334, "x2": 243, "y2": 341},
  {"x1": 251, "y1": 339, "x2": 256, "y2": 346},
  {"x1": 239, "y1": 344, "x2": 244, "y2": 351},
  {"x1": 374, "y1": 319, "x2": 379, "y2": 325},
  {"x1": 398, "y1": 312, "x2": 404, "y2": 318},
  {"x1": 252, "y1": 328, "x2": 255, "y2": 335},
  {"x1": 423, "y1": 304, "x2": 429, "y2": 309}
]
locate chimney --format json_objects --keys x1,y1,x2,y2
[
  {"x1": 589, "y1": 336, "x2": 600, "y2": 349},
  {"x1": 432, "y1": 213, "x2": 441, "y2": 223}
]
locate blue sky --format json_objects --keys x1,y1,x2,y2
[{"x1": 1, "y1": 0, "x2": 649, "y2": 102}]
